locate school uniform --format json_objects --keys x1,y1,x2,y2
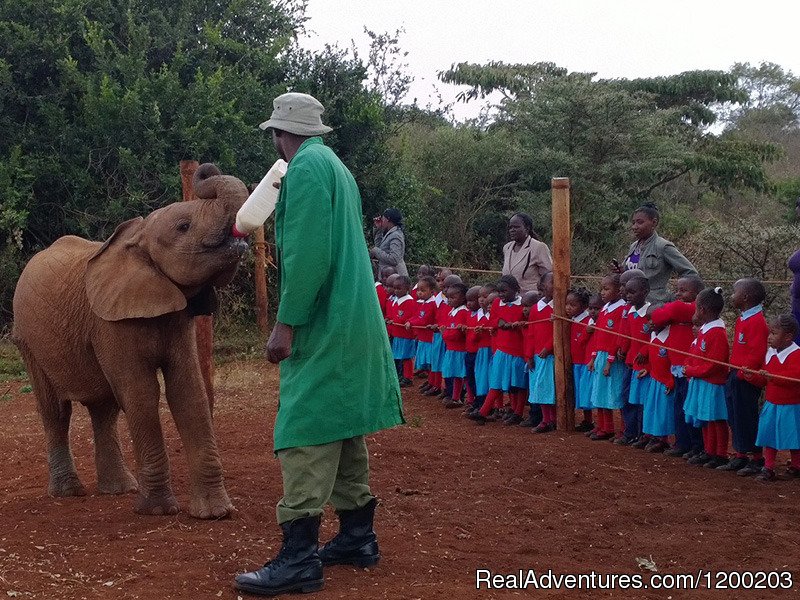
[
  {"x1": 528, "y1": 299, "x2": 555, "y2": 406},
  {"x1": 571, "y1": 311, "x2": 593, "y2": 411},
  {"x1": 651, "y1": 300, "x2": 703, "y2": 453},
  {"x1": 683, "y1": 319, "x2": 730, "y2": 460},
  {"x1": 589, "y1": 299, "x2": 628, "y2": 410},
  {"x1": 641, "y1": 329, "x2": 676, "y2": 437},
  {"x1": 753, "y1": 344, "x2": 800, "y2": 452},
  {"x1": 387, "y1": 294, "x2": 417, "y2": 361},
  {"x1": 473, "y1": 309, "x2": 493, "y2": 398},
  {"x1": 726, "y1": 305, "x2": 768, "y2": 457},
  {"x1": 409, "y1": 298, "x2": 437, "y2": 369},
  {"x1": 429, "y1": 292, "x2": 447, "y2": 376},
  {"x1": 488, "y1": 297, "x2": 528, "y2": 391},
  {"x1": 441, "y1": 305, "x2": 469, "y2": 378},
  {"x1": 621, "y1": 302, "x2": 651, "y2": 440}
]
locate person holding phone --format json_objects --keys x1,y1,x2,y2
[
  {"x1": 612, "y1": 203, "x2": 697, "y2": 306},
  {"x1": 370, "y1": 209, "x2": 408, "y2": 277}
]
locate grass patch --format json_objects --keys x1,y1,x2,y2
[
  {"x1": 213, "y1": 323, "x2": 266, "y2": 365},
  {"x1": 0, "y1": 339, "x2": 25, "y2": 382}
]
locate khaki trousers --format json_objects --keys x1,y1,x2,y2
[{"x1": 276, "y1": 435, "x2": 373, "y2": 524}]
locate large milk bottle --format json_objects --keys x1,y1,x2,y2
[{"x1": 232, "y1": 159, "x2": 288, "y2": 237}]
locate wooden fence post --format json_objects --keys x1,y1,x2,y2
[
  {"x1": 180, "y1": 160, "x2": 215, "y2": 414},
  {"x1": 552, "y1": 177, "x2": 574, "y2": 432},
  {"x1": 254, "y1": 225, "x2": 269, "y2": 335}
]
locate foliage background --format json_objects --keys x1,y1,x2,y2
[{"x1": 2, "y1": 1, "x2": 800, "y2": 347}]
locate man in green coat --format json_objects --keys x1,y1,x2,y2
[{"x1": 234, "y1": 93, "x2": 404, "y2": 596}]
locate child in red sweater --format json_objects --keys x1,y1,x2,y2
[
  {"x1": 386, "y1": 275, "x2": 417, "y2": 387},
  {"x1": 471, "y1": 275, "x2": 527, "y2": 424},
  {"x1": 747, "y1": 314, "x2": 800, "y2": 481},
  {"x1": 683, "y1": 287, "x2": 730, "y2": 468},
  {"x1": 620, "y1": 276, "x2": 652, "y2": 446},
  {"x1": 650, "y1": 275, "x2": 705, "y2": 458},
  {"x1": 588, "y1": 274, "x2": 627, "y2": 440},
  {"x1": 568, "y1": 288, "x2": 593, "y2": 432},
  {"x1": 721, "y1": 278, "x2": 769, "y2": 476},
  {"x1": 527, "y1": 272, "x2": 556, "y2": 433},
  {"x1": 441, "y1": 283, "x2": 470, "y2": 408},
  {"x1": 407, "y1": 276, "x2": 439, "y2": 394}
]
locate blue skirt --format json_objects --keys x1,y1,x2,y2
[
  {"x1": 573, "y1": 364, "x2": 593, "y2": 410},
  {"x1": 642, "y1": 377, "x2": 676, "y2": 436},
  {"x1": 391, "y1": 337, "x2": 417, "y2": 360},
  {"x1": 530, "y1": 355, "x2": 556, "y2": 405},
  {"x1": 590, "y1": 352, "x2": 627, "y2": 409},
  {"x1": 430, "y1": 333, "x2": 445, "y2": 372},
  {"x1": 627, "y1": 371, "x2": 649, "y2": 406},
  {"x1": 756, "y1": 402, "x2": 800, "y2": 450},
  {"x1": 684, "y1": 378, "x2": 728, "y2": 427},
  {"x1": 475, "y1": 347, "x2": 492, "y2": 396},
  {"x1": 415, "y1": 341, "x2": 434, "y2": 369},
  {"x1": 489, "y1": 350, "x2": 528, "y2": 392},
  {"x1": 441, "y1": 349, "x2": 467, "y2": 379}
]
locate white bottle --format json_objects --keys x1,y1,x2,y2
[{"x1": 232, "y1": 159, "x2": 288, "y2": 237}]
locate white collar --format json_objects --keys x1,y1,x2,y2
[
  {"x1": 393, "y1": 294, "x2": 413, "y2": 305},
  {"x1": 651, "y1": 325, "x2": 670, "y2": 343},
  {"x1": 740, "y1": 305, "x2": 763, "y2": 321},
  {"x1": 500, "y1": 296, "x2": 522, "y2": 306},
  {"x1": 631, "y1": 302, "x2": 651, "y2": 317},
  {"x1": 700, "y1": 319, "x2": 725, "y2": 334},
  {"x1": 424, "y1": 296, "x2": 436, "y2": 304},
  {"x1": 375, "y1": 281, "x2": 381, "y2": 288},
  {"x1": 449, "y1": 305, "x2": 468, "y2": 316},
  {"x1": 572, "y1": 310, "x2": 589, "y2": 323},
  {"x1": 588, "y1": 317, "x2": 596, "y2": 325},
  {"x1": 537, "y1": 298, "x2": 554, "y2": 311},
  {"x1": 766, "y1": 343, "x2": 800, "y2": 365},
  {"x1": 602, "y1": 299, "x2": 626, "y2": 313},
  {"x1": 434, "y1": 291, "x2": 444, "y2": 307},
  {"x1": 479, "y1": 308, "x2": 490, "y2": 320}
]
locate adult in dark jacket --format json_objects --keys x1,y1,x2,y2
[{"x1": 370, "y1": 208, "x2": 408, "y2": 277}]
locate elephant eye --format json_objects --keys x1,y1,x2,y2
[{"x1": 177, "y1": 222, "x2": 190, "y2": 232}]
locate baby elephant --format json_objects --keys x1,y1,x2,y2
[{"x1": 12, "y1": 164, "x2": 247, "y2": 519}]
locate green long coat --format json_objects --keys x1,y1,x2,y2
[{"x1": 273, "y1": 137, "x2": 404, "y2": 451}]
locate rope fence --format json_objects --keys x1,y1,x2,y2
[{"x1": 405, "y1": 262, "x2": 793, "y2": 286}]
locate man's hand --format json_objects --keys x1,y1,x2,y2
[{"x1": 266, "y1": 321, "x2": 294, "y2": 364}]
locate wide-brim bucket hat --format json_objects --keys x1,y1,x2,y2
[{"x1": 259, "y1": 92, "x2": 333, "y2": 136}]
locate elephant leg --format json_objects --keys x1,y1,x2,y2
[
  {"x1": 21, "y1": 351, "x2": 86, "y2": 497},
  {"x1": 162, "y1": 355, "x2": 232, "y2": 519},
  {"x1": 109, "y1": 371, "x2": 179, "y2": 516},
  {"x1": 87, "y1": 401, "x2": 138, "y2": 495}
]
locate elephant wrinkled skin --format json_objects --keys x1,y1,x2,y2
[{"x1": 12, "y1": 164, "x2": 248, "y2": 519}]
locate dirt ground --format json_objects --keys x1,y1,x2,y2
[{"x1": 1, "y1": 359, "x2": 799, "y2": 600}]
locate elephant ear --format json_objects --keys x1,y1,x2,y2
[
  {"x1": 186, "y1": 286, "x2": 218, "y2": 317},
  {"x1": 85, "y1": 217, "x2": 187, "y2": 321}
]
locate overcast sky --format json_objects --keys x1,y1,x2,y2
[{"x1": 300, "y1": 0, "x2": 800, "y2": 120}]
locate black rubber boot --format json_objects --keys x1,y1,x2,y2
[
  {"x1": 234, "y1": 516, "x2": 324, "y2": 596},
  {"x1": 319, "y1": 498, "x2": 380, "y2": 568}
]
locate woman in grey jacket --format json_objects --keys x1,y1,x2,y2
[
  {"x1": 616, "y1": 203, "x2": 697, "y2": 305},
  {"x1": 370, "y1": 208, "x2": 408, "y2": 277}
]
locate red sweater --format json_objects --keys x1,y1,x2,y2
[
  {"x1": 650, "y1": 300, "x2": 695, "y2": 367},
  {"x1": 683, "y1": 321, "x2": 730, "y2": 385},
  {"x1": 730, "y1": 307, "x2": 769, "y2": 377},
  {"x1": 527, "y1": 299, "x2": 554, "y2": 360},
  {"x1": 465, "y1": 310, "x2": 489, "y2": 353},
  {"x1": 645, "y1": 331, "x2": 675, "y2": 390},
  {"x1": 570, "y1": 312, "x2": 591, "y2": 366},
  {"x1": 375, "y1": 283, "x2": 388, "y2": 316},
  {"x1": 750, "y1": 344, "x2": 800, "y2": 405},
  {"x1": 476, "y1": 310, "x2": 493, "y2": 350},
  {"x1": 387, "y1": 295, "x2": 416, "y2": 340},
  {"x1": 624, "y1": 303, "x2": 651, "y2": 367},
  {"x1": 490, "y1": 297, "x2": 525, "y2": 357},
  {"x1": 592, "y1": 299, "x2": 627, "y2": 359},
  {"x1": 442, "y1": 306, "x2": 469, "y2": 352},
  {"x1": 408, "y1": 299, "x2": 437, "y2": 343}
]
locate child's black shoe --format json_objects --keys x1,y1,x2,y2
[
  {"x1": 755, "y1": 467, "x2": 776, "y2": 482},
  {"x1": 687, "y1": 452, "x2": 710, "y2": 465},
  {"x1": 736, "y1": 458, "x2": 765, "y2": 477},
  {"x1": 716, "y1": 457, "x2": 749, "y2": 472},
  {"x1": 702, "y1": 456, "x2": 728, "y2": 469},
  {"x1": 664, "y1": 445, "x2": 687, "y2": 457},
  {"x1": 575, "y1": 421, "x2": 594, "y2": 433}
]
